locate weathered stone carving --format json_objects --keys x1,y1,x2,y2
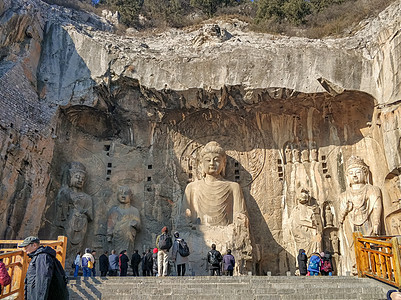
[
  {"x1": 339, "y1": 156, "x2": 383, "y2": 273},
  {"x1": 56, "y1": 162, "x2": 93, "y2": 249},
  {"x1": 289, "y1": 188, "x2": 322, "y2": 255},
  {"x1": 107, "y1": 185, "x2": 141, "y2": 254},
  {"x1": 107, "y1": 186, "x2": 141, "y2": 253},
  {"x1": 184, "y1": 141, "x2": 248, "y2": 226},
  {"x1": 310, "y1": 142, "x2": 318, "y2": 162},
  {"x1": 183, "y1": 141, "x2": 252, "y2": 274},
  {"x1": 292, "y1": 144, "x2": 301, "y2": 163},
  {"x1": 300, "y1": 143, "x2": 309, "y2": 163},
  {"x1": 324, "y1": 205, "x2": 334, "y2": 227},
  {"x1": 285, "y1": 144, "x2": 292, "y2": 164},
  {"x1": 384, "y1": 171, "x2": 401, "y2": 235}
]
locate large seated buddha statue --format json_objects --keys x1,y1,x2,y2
[
  {"x1": 184, "y1": 141, "x2": 247, "y2": 226},
  {"x1": 182, "y1": 141, "x2": 252, "y2": 275}
]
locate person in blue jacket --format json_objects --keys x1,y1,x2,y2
[{"x1": 307, "y1": 252, "x2": 321, "y2": 276}]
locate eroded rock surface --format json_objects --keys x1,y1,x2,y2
[{"x1": 1, "y1": 0, "x2": 401, "y2": 275}]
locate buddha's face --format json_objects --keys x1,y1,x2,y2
[
  {"x1": 118, "y1": 188, "x2": 131, "y2": 204},
  {"x1": 201, "y1": 152, "x2": 224, "y2": 176},
  {"x1": 70, "y1": 171, "x2": 86, "y2": 189},
  {"x1": 347, "y1": 167, "x2": 366, "y2": 185}
]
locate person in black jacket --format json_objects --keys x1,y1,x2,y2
[
  {"x1": 19, "y1": 236, "x2": 69, "y2": 300},
  {"x1": 207, "y1": 244, "x2": 223, "y2": 276},
  {"x1": 145, "y1": 248, "x2": 154, "y2": 276},
  {"x1": 131, "y1": 250, "x2": 141, "y2": 276},
  {"x1": 297, "y1": 249, "x2": 307, "y2": 276},
  {"x1": 119, "y1": 250, "x2": 129, "y2": 276},
  {"x1": 99, "y1": 251, "x2": 109, "y2": 277},
  {"x1": 141, "y1": 252, "x2": 148, "y2": 276}
]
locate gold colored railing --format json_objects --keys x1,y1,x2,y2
[
  {"x1": 0, "y1": 236, "x2": 67, "y2": 300},
  {"x1": 353, "y1": 232, "x2": 401, "y2": 288}
]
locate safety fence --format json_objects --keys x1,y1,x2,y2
[
  {"x1": 0, "y1": 236, "x2": 67, "y2": 300},
  {"x1": 353, "y1": 232, "x2": 401, "y2": 288}
]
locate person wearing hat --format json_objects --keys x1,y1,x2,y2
[{"x1": 19, "y1": 236, "x2": 69, "y2": 300}]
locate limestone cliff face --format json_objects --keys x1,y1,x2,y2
[{"x1": 1, "y1": 0, "x2": 401, "y2": 275}]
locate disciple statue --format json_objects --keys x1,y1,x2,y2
[
  {"x1": 339, "y1": 156, "x2": 383, "y2": 274},
  {"x1": 107, "y1": 186, "x2": 141, "y2": 254},
  {"x1": 292, "y1": 144, "x2": 301, "y2": 163},
  {"x1": 285, "y1": 144, "x2": 292, "y2": 164},
  {"x1": 301, "y1": 143, "x2": 309, "y2": 163},
  {"x1": 310, "y1": 142, "x2": 318, "y2": 162},
  {"x1": 289, "y1": 188, "x2": 322, "y2": 255},
  {"x1": 56, "y1": 162, "x2": 93, "y2": 249},
  {"x1": 184, "y1": 141, "x2": 248, "y2": 226}
]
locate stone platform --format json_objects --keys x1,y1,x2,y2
[{"x1": 68, "y1": 275, "x2": 391, "y2": 300}]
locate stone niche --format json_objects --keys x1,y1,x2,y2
[{"x1": 36, "y1": 80, "x2": 394, "y2": 276}]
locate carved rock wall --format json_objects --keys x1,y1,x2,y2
[{"x1": 1, "y1": 0, "x2": 401, "y2": 275}]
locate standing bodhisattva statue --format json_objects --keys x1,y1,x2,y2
[
  {"x1": 57, "y1": 162, "x2": 93, "y2": 250},
  {"x1": 339, "y1": 156, "x2": 383, "y2": 274}
]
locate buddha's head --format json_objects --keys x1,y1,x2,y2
[
  {"x1": 68, "y1": 162, "x2": 87, "y2": 189},
  {"x1": 117, "y1": 185, "x2": 132, "y2": 205},
  {"x1": 346, "y1": 156, "x2": 369, "y2": 186},
  {"x1": 199, "y1": 141, "x2": 227, "y2": 177}
]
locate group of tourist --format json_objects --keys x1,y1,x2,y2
[
  {"x1": 3, "y1": 234, "x2": 400, "y2": 300},
  {"x1": 71, "y1": 226, "x2": 235, "y2": 277},
  {"x1": 297, "y1": 249, "x2": 333, "y2": 276}
]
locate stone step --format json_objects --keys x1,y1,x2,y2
[{"x1": 68, "y1": 276, "x2": 391, "y2": 300}]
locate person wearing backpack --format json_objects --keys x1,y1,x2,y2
[
  {"x1": 156, "y1": 226, "x2": 172, "y2": 276},
  {"x1": 81, "y1": 248, "x2": 95, "y2": 278},
  {"x1": 222, "y1": 249, "x2": 235, "y2": 276},
  {"x1": 171, "y1": 231, "x2": 190, "y2": 276},
  {"x1": 320, "y1": 250, "x2": 333, "y2": 276},
  {"x1": 18, "y1": 236, "x2": 69, "y2": 300},
  {"x1": 307, "y1": 252, "x2": 321, "y2": 276},
  {"x1": 207, "y1": 244, "x2": 223, "y2": 276}
]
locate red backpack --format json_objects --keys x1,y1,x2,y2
[
  {"x1": 321, "y1": 259, "x2": 332, "y2": 272},
  {"x1": 0, "y1": 262, "x2": 11, "y2": 287}
]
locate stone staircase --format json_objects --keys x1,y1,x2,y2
[{"x1": 68, "y1": 276, "x2": 391, "y2": 300}]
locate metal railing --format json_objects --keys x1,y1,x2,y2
[
  {"x1": 353, "y1": 232, "x2": 401, "y2": 288},
  {"x1": 0, "y1": 236, "x2": 67, "y2": 300}
]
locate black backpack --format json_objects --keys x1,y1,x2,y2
[
  {"x1": 47, "y1": 256, "x2": 69, "y2": 300},
  {"x1": 209, "y1": 251, "x2": 221, "y2": 266},
  {"x1": 178, "y1": 239, "x2": 190, "y2": 257},
  {"x1": 158, "y1": 234, "x2": 172, "y2": 250}
]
